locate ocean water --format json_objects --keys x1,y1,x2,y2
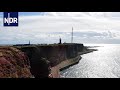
[{"x1": 60, "y1": 44, "x2": 120, "y2": 78}]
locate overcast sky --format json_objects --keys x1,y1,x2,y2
[{"x1": 1, "y1": 12, "x2": 120, "y2": 44}]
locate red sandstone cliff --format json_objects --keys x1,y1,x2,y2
[{"x1": 0, "y1": 46, "x2": 33, "y2": 78}]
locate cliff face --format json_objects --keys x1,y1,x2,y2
[
  {"x1": 18, "y1": 43, "x2": 84, "y2": 78},
  {"x1": 0, "y1": 46, "x2": 33, "y2": 78},
  {"x1": 36, "y1": 44, "x2": 83, "y2": 65}
]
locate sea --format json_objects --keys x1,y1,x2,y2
[{"x1": 60, "y1": 44, "x2": 120, "y2": 78}]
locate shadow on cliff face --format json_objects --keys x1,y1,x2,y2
[{"x1": 20, "y1": 46, "x2": 50, "y2": 78}]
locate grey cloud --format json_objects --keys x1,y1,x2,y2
[{"x1": 1, "y1": 12, "x2": 120, "y2": 44}]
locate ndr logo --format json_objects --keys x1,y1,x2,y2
[{"x1": 3, "y1": 12, "x2": 18, "y2": 26}]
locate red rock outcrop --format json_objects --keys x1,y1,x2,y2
[{"x1": 0, "y1": 46, "x2": 33, "y2": 78}]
